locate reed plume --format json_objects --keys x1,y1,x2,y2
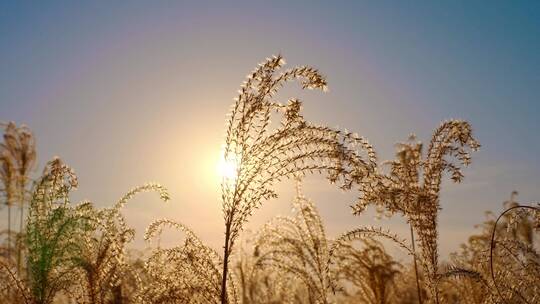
[
  {"x1": 332, "y1": 238, "x2": 402, "y2": 304},
  {"x1": 233, "y1": 234, "x2": 297, "y2": 304},
  {"x1": 448, "y1": 192, "x2": 539, "y2": 303},
  {"x1": 24, "y1": 157, "x2": 87, "y2": 304},
  {"x1": 254, "y1": 180, "x2": 405, "y2": 304},
  {"x1": 141, "y1": 219, "x2": 226, "y2": 304},
  {"x1": 0, "y1": 149, "x2": 17, "y2": 263},
  {"x1": 352, "y1": 122, "x2": 480, "y2": 302},
  {"x1": 73, "y1": 183, "x2": 169, "y2": 304},
  {"x1": 0, "y1": 122, "x2": 36, "y2": 271},
  {"x1": 254, "y1": 181, "x2": 336, "y2": 304},
  {"x1": 219, "y1": 55, "x2": 375, "y2": 303}
]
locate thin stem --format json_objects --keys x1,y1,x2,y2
[
  {"x1": 7, "y1": 204, "x2": 11, "y2": 262},
  {"x1": 220, "y1": 222, "x2": 231, "y2": 304},
  {"x1": 410, "y1": 223, "x2": 423, "y2": 304},
  {"x1": 489, "y1": 204, "x2": 538, "y2": 304},
  {"x1": 6, "y1": 202, "x2": 12, "y2": 300},
  {"x1": 17, "y1": 202, "x2": 24, "y2": 274}
]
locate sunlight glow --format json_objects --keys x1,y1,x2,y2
[{"x1": 217, "y1": 153, "x2": 238, "y2": 181}]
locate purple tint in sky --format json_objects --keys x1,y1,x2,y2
[{"x1": 1, "y1": 1, "x2": 539, "y2": 257}]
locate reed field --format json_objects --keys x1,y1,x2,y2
[{"x1": 0, "y1": 56, "x2": 538, "y2": 304}]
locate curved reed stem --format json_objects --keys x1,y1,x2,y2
[{"x1": 489, "y1": 204, "x2": 539, "y2": 304}]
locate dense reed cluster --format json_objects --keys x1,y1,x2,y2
[{"x1": 1, "y1": 56, "x2": 538, "y2": 304}]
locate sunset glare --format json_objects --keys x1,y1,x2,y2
[
  {"x1": 217, "y1": 153, "x2": 238, "y2": 181},
  {"x1": 1, "y1": 2, "x2": 539, "y2": 303}
]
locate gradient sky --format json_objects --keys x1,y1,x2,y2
[{"x1": 1, "y1": 1, "x2": 539, "y2": 258}]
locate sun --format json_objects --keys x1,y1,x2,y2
[{"x1": 217, "y1": 153, "x2": 238, "y2": 181}]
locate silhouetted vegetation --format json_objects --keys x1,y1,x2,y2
[{"x1": 1, "y1": 56, "x2": 538, "y2": 303}]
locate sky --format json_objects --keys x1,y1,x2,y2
[{"x1": 1, "y1": 1, "x2": 539, "y2": 259}]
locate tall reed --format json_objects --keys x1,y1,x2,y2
[
  {"x1": 351, "y1": 123, "x2": 479, "y2": 302},
  {"x1": 254, "y1": 181, "x2": 336, "y2": 303},
  {"x1": 25, "y1": 157, "x2": 87, "y2": 304},
  {"x1": 219, "y1": 55, "x2": 375, "y2": 303},
  {"x1": 1, "y1": 122, "x2": 36, "y2": 271}
]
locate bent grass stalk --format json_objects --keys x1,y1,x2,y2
[{"x1": 219, "y1": 55, "x2": 375, "y2": 303}]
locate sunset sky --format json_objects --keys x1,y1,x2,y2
[{"x1": 1, "y1": 1, "x2": 539, "y2": 258}]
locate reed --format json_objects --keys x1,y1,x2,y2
[
  {"x1": 219, "y1": 55, "x2": 375, "y2": 303},
  {"x1": 0, "y1": 56, "x2": 539, "y2": 304}
]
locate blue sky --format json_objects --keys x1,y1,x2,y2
[{"x1": 1, "y1": 1, "x2": 539, "y2": 257}]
